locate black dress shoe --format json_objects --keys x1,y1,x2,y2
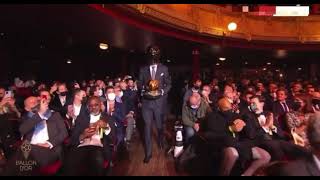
[{"x1": 143, "y1": 156, "x2": 152, "y2": 164}]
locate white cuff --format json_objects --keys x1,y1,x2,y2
[
  {"x1": 46, "y1": 141, "x2": 54, "y2": 149},
  {"x1": 262, "y1": 126, "x2": 271, "y2": 134},
  {"x1": 104, "y1": 128, "x2": 111, "y2": 136},
  {"x1": 161, "y1": 89, "x2": 164, "y2": 96}
]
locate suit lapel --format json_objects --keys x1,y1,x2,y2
[{"x1": 155, "y1": 64, "x2": 161, "y2": 80}]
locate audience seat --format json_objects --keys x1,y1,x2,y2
[{"x1": 36, "y1": 160, "x2": 62, "y2": 176}]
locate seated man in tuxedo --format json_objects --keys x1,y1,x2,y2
[
  {"x1": 3, "y1": 96, "x2": 68, "y2": 175},
  {"x1": 64, "y1": 96, "x2": 115, "y2": 176},
  {"x1": 242, "y1": 95, "x2": 310, "y2": 161},
  {"x1": 49, "y1": 82, "x2": 72, "y2": 117},
  {"x1": 263, "y1": 82, "x2": 278, "y2": 112},
  {"x1": 65, "y1": 89, "x2": 88, "y2": 133},
  {"x1": 279, "y1": 112, "x2": 320, "y2": 176},
  {"x1": 204, "y1": 97, "x2": 271, "y2": 176},
  {"x1": 272, "y1": 88, "x2": 294, "y2": 132}
]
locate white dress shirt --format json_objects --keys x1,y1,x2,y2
[
  {"x1": 30, "y1": 113, "x2": 53, "y2": 148},
  {"x1": 78, "y1": 113, "x2": 110, "y2": 148},
  {"x1": 150, "y1": 64, "x2": 158, "y2": 79},
  {"x1": 59, "y1": 96, "x2": 66, "y2": 106}
]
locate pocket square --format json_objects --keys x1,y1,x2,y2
[{"x1": 161, "y1": 73, "x2": 164, "y2": 76}]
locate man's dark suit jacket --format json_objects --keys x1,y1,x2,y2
[
  {"x1": 272, "y1": 100, "x2": 293, "y2": 131},
  {"x1": 138, "y1": 64, "x2": 171, "y2": 108},
  {"x1": 240, "y1": 108, "x2": 285, "y2": 141},
  {"x1": 69, "y1": 112, "x2": 116, "y2": 160},
  {"x1": 279, "y1": 154, "x2": 320, "y2": 176},
  {"x1": 49, "y1": 92, "x2": 73, "y2": 117}
]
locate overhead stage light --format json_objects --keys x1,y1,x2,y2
[
  {"x1": 228, "y1": 22, "x2": 237, "y2": 31},
  {"x1": 99, "y1": 43, "x2": 108, "y2": 50},
  {"x1": 219, "y1": 57, "x2": 226, "y2": 61}
]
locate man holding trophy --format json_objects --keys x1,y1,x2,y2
[{"x1": 138, "y1": 45, "x2": 172, "y2": 164}]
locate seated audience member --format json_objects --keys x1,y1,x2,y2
[
  {"x1": 286, "y1": 94, "x2": 315, "y2": 148},
  {"x1": 105, "y1": 86, "x2": 125, "y2": 148},
  {"x1": 182, "y1": 93, "x2": 210, "y2": 144},
  {"x1": 49, "y1": 83, "x2": 72, "y2": 117},
  {"x1": 279, "y1": 112, "x2": 320, "y2": 176},
  {"x1": 201, "y1": 85, "x2": 214, "y2": 112},
  {"x1": 263, "y1": 82, "x2": 278, "y2": 112},
  {"x1": 65, "y1": 89, "x2": 88, "y2": 132},
  {"x1": 273, "y1": 88, "x2": 294, "y2": 132},
  {"x1": 307, "y1": 86, "x2": 316, "y2": 96},
  {"x1": 183, "y1": 79, "x2": 202, "y2": 105},
  {"x1": 119, "y1": 80, "x2": 137, "y2": 147},
  {"x1": 255, "y1": 82, "x2": 266, "y2": 96},
  {"x1": 242, "y1": 95, "x2": 310, "y2": 161},
  {"x1": 3, "y1": 96, "x2": 68, "y2": 175},
  {"x1": 65, "y1": 96, "x2": 115, "y2": 176},
  {"x1": 0, "y1": 87, "x2": 5, "y2": 101},
  {"x1": 290, "y1": 82, "x2": 303, "y2": 100},
  {"x1": 311, "y1": 92, "x2": 320, "y2": 111},
  {"x1": 239, "y1": 91, "x2": 254, "y2": 114},
  {"x1": 205, "y1": 98, "x2": 270, "y2": 176},
  {"x1": 223, "y1": 83, "x2": 240, "y2": 114}
]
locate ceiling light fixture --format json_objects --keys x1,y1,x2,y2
[
  {"x1": 219, "y1": 57, "x2": 226, "y2": 61},
  {"x1": 228, "y1": 22, "x2": 237, "y2": 31},
  {"x1": 99, "y1": 43, "x2": 108, "y2": 50}
]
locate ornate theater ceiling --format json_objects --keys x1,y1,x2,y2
[{"x1": 112, "y1": 4, "x2": 320, "y2": 43}]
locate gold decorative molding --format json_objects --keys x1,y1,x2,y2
[{"x1": 119, "y1": 4, "x2": 320, "y2": 43}]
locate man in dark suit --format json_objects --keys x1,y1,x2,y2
[
  {"x1": 64, "y1": 96, "x2": 115, "y2": 176},
  {"x1": 263, "y1": 82, "x2": 278, "y2": 112},
  {"x1": 65, "y1": 89, "x2": 88, "y2": 133},
  {"x1": 138, "y1": 45, "x2": 171, "y2": 163},
  {"x1": 49, "y1": 83, "x2": 72, "y2": 117},
  {"x1": 272, "y1": 88, "x2": 294, "y2": 132},
  {"x1": 242, "y1": 95, "x2": 309, "y2": 161},
  {"x1": 3, "y1": 96, "x2": 68, "y2": 175},
  {"x1": 279, "y1": 112, "x2": 320, "y2": 176}
]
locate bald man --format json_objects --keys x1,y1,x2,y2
[
  {"x1": 3, "y1": 96, "x2": 67, "y2": 175},
  {"x1": 182, "y1": 92, "x2": 210, "y2": 144}
]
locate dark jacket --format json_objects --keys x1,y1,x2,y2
[
  {"x1": 182, "y1": 99, "x2": 210, "y2": 128},
  {"x1": 69, "y1": 112, "x2": 116, "y2": 160}
]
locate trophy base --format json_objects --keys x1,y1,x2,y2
[{"x1": 143, "y1": 90, "x2": 162, "y2": 100}]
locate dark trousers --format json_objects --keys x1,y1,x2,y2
[
  {"x1": 64, "y1": 146, "x2": 105, "y2": 176},
  {"x1": 142, "y1": 101, "x2": 164, "y2": 158},
  {"x1": 258, "y1": 140, "x2": 310, "y2": 161}
]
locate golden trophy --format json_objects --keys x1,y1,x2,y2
[{"x1": 144, "y1": 79, "x2": 161, "y2": 99}]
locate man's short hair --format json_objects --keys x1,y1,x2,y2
[
  {"x1": 72, "y1": 88, "x2": 82, "y2": 97},
  {"x1": 250, "y1": 95, "x2": 266, "y2": 103},
  {"x1": 307, "y1": 112, "x2": 320, "y2": 150},
  {"x1": 276, "y1": 87, "x2": 288, "y2": 95}
]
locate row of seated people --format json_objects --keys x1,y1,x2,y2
[
  {"x1": 181, "y1": 81, "x2": 319, "y2": 176},
  {"x1": 0, "y1": 79, "x2": 138, "y2": 176}
]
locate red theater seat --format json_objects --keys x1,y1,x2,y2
[{"x1": 37, "y1": 161, "x2": 62, "y2": 175}]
